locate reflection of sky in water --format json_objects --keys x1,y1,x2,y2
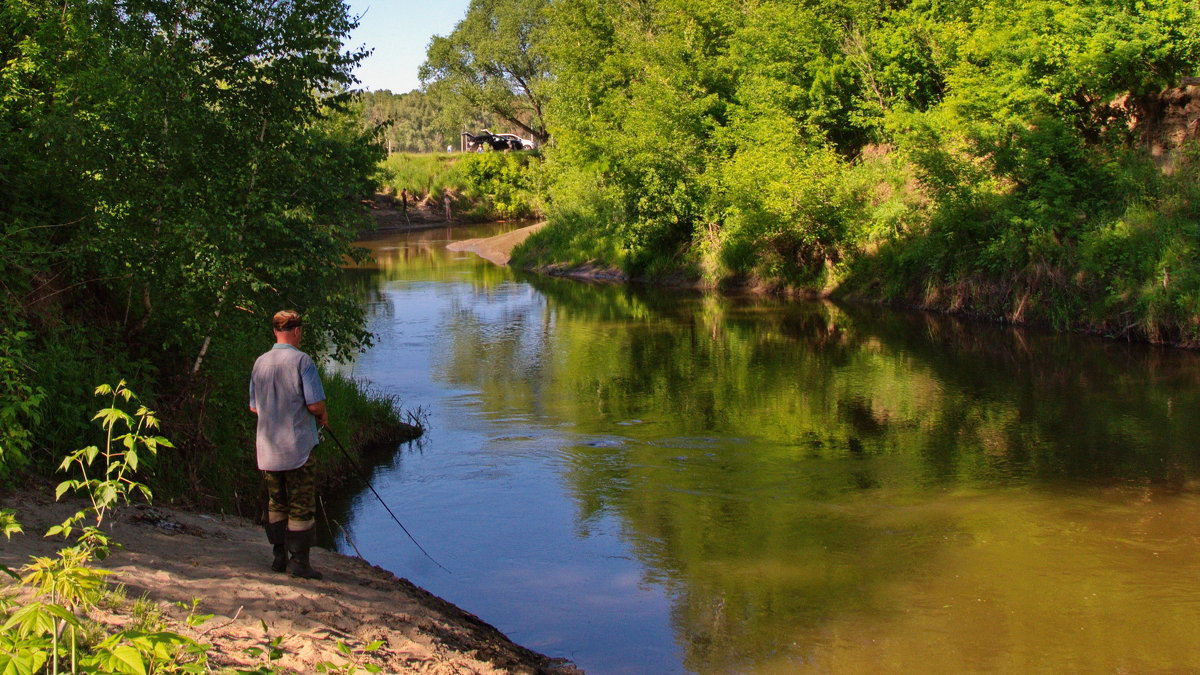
[
  {"x1": 331, "y1": 225, "x2": 1200, "y2": 674},
  {"x1": 334, "y1": 232, "x2": 680, "y2": 672}
]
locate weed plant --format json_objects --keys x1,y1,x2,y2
[
  {"x1": 1, "y1": 380, "x2": 398, "y2": 674},
  {"x1": 1, "y1": 381, "x2": 211, "y2": 674}
]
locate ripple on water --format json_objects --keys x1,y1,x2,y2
[
  {"x1": 577, "y1": 436, "x2": 629, "y2": 449},
  {"x1": 647, "y1": 436, "x2": 745, "y2": 451}
]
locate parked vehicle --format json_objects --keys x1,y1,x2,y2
[{"x1": 461, "y1": 129, "x2": 536, "y2": 152}]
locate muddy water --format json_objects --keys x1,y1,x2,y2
[{"x1": 331, "y1": 224, "x2": 1200, "y2": 673}]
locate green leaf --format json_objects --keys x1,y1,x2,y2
[
  {"x1": 186, "y1": 612, "x2": 215, "y2": 627},
  {"x1": 95, "y1": 407, "x2": 134, "y2": 430},
  {"x1": 0, "y1": 647, "x2": 48, "y2": 675},
  {"x1": 3, "y1": 602, "x2": 77, "y2": 638},
  {"x1": 91, "y1": 485, "x2": 117, "y2": 510},
  {"x1": 99, "y1": 644, "x2": 148, "y2": 675},
  {"x1": 0, "y1": 510, "x2": 21, "y2": 539}
]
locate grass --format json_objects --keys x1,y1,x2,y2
[
  {"x1": 130, "y1": 592, "x2": 167, "y2": 632},
  {"x1": 314, "y1": 370, "x2": 424, "y2": 496},
  {"x1": 379, "y1": 152, "x2": 463, "y2": 200}
]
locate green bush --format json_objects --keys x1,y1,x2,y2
[
  {"x1": 454, "y1": 151, "x2": 543, "y2": 220},
  {"x1": 379, "y1": 151, "x2": 543, "y2": 221},
  {"x1": 2, "y1": 382, "x2": 211, "y2": 675},
  {"x1": 511, "y1": 163, "x2": 629, "y2": 270},
  {"x1": 379, "y1": 152, "x2": 462, "y2": 199},
  {"x1": 0, "y1": 328, "x2": 44, "y2": 480}
]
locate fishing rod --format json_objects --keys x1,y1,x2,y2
[{"x1": 322, "y1": 426, "x2": 450, "y2": 573}]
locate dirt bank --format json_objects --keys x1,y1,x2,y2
[
  {"x1": 1, "y1": 489, "x2": 578, "y2": 674},
  {"x1": 364, "y1": 192, "x2": 455, "y2": 230}
]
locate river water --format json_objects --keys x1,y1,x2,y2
[{"x1": 331, "y1": 223, "x2": 1200, "y2": 673}]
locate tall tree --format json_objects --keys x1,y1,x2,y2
[
  {"x1": 0, "y1": 0, "x2": 383, "y2": 474},
  {"x1": 420, "y1": 0, "x2": 551, "y2": 144},
  {"x1": 64, "y1": 0, "x2": 378, "y2": 366},
  {"x1": 358, "y1": 88, "x2": 490, "y2": 153}
]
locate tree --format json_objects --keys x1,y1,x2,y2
[
  {"x1": 1, "y1": 0, "x2": 383, "y2": 474},
  {"x1": 358, "y1": 88, "x2": 487, "y2": 153},
  {"x1": 420, "y1": 0, "x2": 551, "y2": 145}
]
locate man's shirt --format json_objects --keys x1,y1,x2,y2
[{"x1": 250, "y1": 343, "x2": 325, "y2": 471}]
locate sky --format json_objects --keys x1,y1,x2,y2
[{"x1": 344, "y1": 1, "x2": 473, "y2": 93}]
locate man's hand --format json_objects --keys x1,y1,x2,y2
[{"x1": 307, "y1": 400, "x2": 329, "y2": 428}]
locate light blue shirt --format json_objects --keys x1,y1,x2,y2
[{"x1": 249, "y1": 344, "x2": 326, "y2": 471}]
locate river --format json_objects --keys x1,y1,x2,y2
[{"x1": 328, "y1": 223, "x2": 1200, "y2": 673}]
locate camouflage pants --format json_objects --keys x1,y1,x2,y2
[{"x1": 263, "y1": 457, "x2": 316, "y2": 530}]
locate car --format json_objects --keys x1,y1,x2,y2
[
  {"x1": 462, "y1": 130, "x2": 536, "y2": 152},
  {"x1": 493, "y1": 133, "x2": 536, "y2": 151}
]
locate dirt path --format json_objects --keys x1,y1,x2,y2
[{"x1": 1, "y1": 489, "x2": 578, "y2": 674}]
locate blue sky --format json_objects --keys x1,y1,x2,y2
[{"x1": 344, "y1": 1, "x2": 473, "y2": 93}]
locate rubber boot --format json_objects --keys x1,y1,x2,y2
[
  {"x1": 285, "y1": 528, "x2": 323, "y2": 580},
  {"x1": 264, "y1": 520, "x2": 288, "y2": 573}
]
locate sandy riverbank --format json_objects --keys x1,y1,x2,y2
[
  {"x1": 445, "y1": 223, "x2": 547, "y2": 265},
  {"x1": 0, "y1": 489, "x2": 578, "y2": 674},
  {"x1": 442, "y1": 222, "x2": 629, "y2": 284}
]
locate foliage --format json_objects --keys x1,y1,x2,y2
[
  {"x1": 379, "y1": 153, "x2": 464, "y2": 199},
  {"x1": 357, "y1": 86, "x2": 523, "y2": 154},
  {"x1": 315, "y1": 640, "x2": 385, "y2": 674},
  {"x1": 420, "y1": 0, "x2": 552, "y2": 145},
  {"x1": 379, "y1": 151, "x2": 543, "y2": 221},
  {"x1": 1, "y1": 0, "x2": 396, "y2": 497},
  {"x1": 1, "y1": 382, "x2": 211, "y2": 674},
  {"x1": 52, "y1": 381, "x2": 172, "y2": 551},
  {"x1": 454, "y1": 151, "x2": 543, "y2": 219},
  {"x1": 358, "y1": 88, "x2": 460, "y2": 154},
  {"x1": 0, "y1": 328, "x2": 45, "y2": 479},
  {"x1": 501, "y1": 0, "x2": 1200, "y2": 341}
]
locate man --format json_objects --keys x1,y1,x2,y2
[{"x1": 249, "y1": 310, "x2": 328, "y2": 580}]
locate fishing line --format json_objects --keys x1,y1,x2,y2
[{"x1": 323, "y1": 426, "x2": 451, "y2": 573}]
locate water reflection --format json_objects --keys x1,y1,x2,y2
[{"x1": 336, "y1": 226, "x2": 1200, "y2": 673}]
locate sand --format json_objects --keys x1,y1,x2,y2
[
  {"x1": 0, "y1": 489, "x2": 577, "y2": 674},
  {"x1": 445, "y1": 223, "x2": 546, "y2": 266}
]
